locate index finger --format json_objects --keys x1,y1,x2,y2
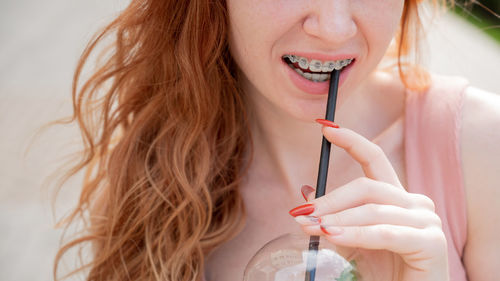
[{"x1": 318, "y1": 120, "x2": 403, "y2": 189}]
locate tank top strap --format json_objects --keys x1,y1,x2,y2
[{"x1": 404, "y1": 74, "x2": 469, "y2": 281}]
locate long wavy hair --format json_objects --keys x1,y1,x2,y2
[{"x1": 53, "y1": 0, "x2": 452, "y2": 280}]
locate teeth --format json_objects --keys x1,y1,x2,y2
[
  {"x1": 284, "y1": 55, "x2": 353, "y2": 73},
  {"x1": 283, "y1": 54, "x2": 299, "y2": 63},
  {"x1": 290, "y1": 62, "x2": 329, "y2": 82},
  {"x1": 283, "y1": 54, "x2": 354, "y2": 82},
  {"x1": 298, "y1": 57, "x2": 309, "y2": 69},
  {"x1": 322, "y1": 62, "x2": 336, "y2": 72},
  {"x1": 309, "y1": 60, "x2": 323, "y2": 72},
  {"x1": 334, "y1": 61, "x2": 343, "y2": 70},
  {"x1": 311, "y1": 73, "x2": 321, "y2": 82}
]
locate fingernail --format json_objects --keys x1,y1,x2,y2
[
  {"x1": 320, "y1": 225, "x2": 344, "y2": 236},
  {"x1": 294, "y1": 215, "x2": 321, "y2": 225},
  {"x1": 305, "y1": 216, "x2": 321, "y2": 224},
  {"x1": 315, "y1": 119, "x2": 340, "y2": 128},
  {"x1": 289, "y1": 204, "x2": 315, "y2": 217},
  {"x1": 300, "y1": 185, "x2": 315, "y2": 202}
]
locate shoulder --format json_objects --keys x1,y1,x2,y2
[
  {"x1": 461, "y1": 86, "x2": 500, "y2": 185},
  {"x1": 460, "y1": 86, "x2": 500, "y2": 280}
]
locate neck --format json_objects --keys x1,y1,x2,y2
[
  {"x1": 242, "y1": 71, "x2": 405, "y2": 199},
  {"x1": 248, "y1": 103, "x2": 322, "y2": 194},
  {"x1": 244, "y1": 76, "x2": 374, "y2": 197}
]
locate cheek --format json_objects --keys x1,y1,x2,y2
[
  {"x1": 356, "y1": 1, "x2": 405, "y2": 55},
  {"x1": 227, "y1": 0, "x2": 304, "y2": 65}
]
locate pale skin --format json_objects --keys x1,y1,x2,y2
[
  {"x1": 293, "y1": 87, "x2": 500, "y2": 281},
  {"x1": 204, "y1": 0, "x2": 500, "y2": 280},
  {"x1": 296, "y1": 124, "x2": 449, "y2": 281}
]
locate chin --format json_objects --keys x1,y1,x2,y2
[
  {"x1": 288, "y1": 90, "x2": 351, "y2": 122},
  {"x1": 283, "y1": 98, "x2": 329, "y2": 123}
]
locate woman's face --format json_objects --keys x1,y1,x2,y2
[{"x1": 227, "y1": 0, "x2": 405, "y2": 120}]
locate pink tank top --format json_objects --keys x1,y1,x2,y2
[
  {"x1": 202, "y1": 75, "x2": 470, "y2": 281},
  {"x1": 405, "y1": 75, "x2": 469, "y2": 281}
]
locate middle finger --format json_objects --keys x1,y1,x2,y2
[{"x1": 309, "y1": 177, "x2": 415, "y2": 216}]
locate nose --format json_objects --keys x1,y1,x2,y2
[{"x1": 303, "y1": 0, "x2": 357, "y2": 45}]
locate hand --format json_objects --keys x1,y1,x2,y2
[{"x1": 289, "y1": 120, "x2": 449, "y2": 281}]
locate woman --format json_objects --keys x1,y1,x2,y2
[{"x1": 54, "y1": 0, "x2": 500, "y2": 280}]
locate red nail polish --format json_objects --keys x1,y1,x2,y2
[
  {"x1": 289, "y1": 204, "x2": 315, "y2": 217},
  {"x1": 315, "y1": 119, "x2": 340, "y2": 128},
  {"x1": 320, "y1": 225, "x2": 330, "y2": 235},
  {"x1": 301, "y1": 190, "x2": 308, "y2": 202},
  {"x1": 320, "y1": 225, "x2": 344, "y2": 236},
  {"x1": 300, "y1": 185, "x2": 314, "y2": 202}
]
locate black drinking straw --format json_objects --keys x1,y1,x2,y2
[{"x1": 304, "y1": 69, "x2": 340, "y2": 281}]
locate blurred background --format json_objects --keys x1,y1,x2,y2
[{"x1": 0, "y1": 0, "x2": 498, "y2": 281}]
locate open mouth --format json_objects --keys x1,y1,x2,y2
[{"x1": 282, "y1": 54, "x2": 354, "y2": 82}]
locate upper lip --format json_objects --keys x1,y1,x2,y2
[{"x1": 282, "y1": 51, "x2": 357, "y2": 62}]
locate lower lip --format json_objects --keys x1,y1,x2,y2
[{"x1": 283, "y1": 60, "x2": 354, "y2": 95}]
